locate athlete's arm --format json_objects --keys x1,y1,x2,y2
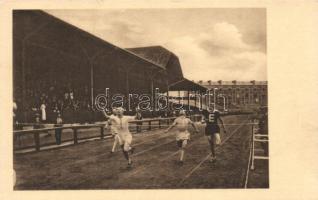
[
  {"x1": 201, "y1": 110, "x2": 208, "y2": 124},
  {"x1": 125, "y1": 115, "x2": 136, "y2": 121},
  {"x1": 189, "y1": 119, "x2": 199, "y2": 133},
  {"x1": 102, "y1": 109, "x2": 110, "y2": 119},
  {"x1": 218, "y1": 117, "x2": 227, "y2": 133},
  {"x1": 165, "y1": 120, "x2": 177, "y2": 133},
  {"x1": 201, "y1": 115, "x2": 206, "y2": 124}
]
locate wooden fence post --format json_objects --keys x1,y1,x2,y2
[
  {"x1": 73, "y1": 128, "x2": 78, "y2": 144},
  {"x1": 100, "y1": 126, "x2": 104, "y2": 139},
  {"x1": 148, "y1": 121, "x2": 151, "y2": 131},
  {"x1": 34, "y1": 132, "x2": 40, "y2": 151}
]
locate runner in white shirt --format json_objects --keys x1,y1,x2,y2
[
  {"x1": 165, "y1": 110, "x2": 199, "y2": 165},
  {"x1": 108, "y1": 108, "x2": 120, "y2": 154},
  {"x1": 103, "y1": 107, "x2": 136, "y2": 167}
]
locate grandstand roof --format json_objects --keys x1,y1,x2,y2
[
  {"x1": 169, "y1": 78, "x2": 207, "y2": 92},
  {"x1": 126, "y1": 46, "x2": 183, "y2": 83},
  {"x1": 13, "y1": 10, "x2": 165, "y2": 72},
  {"x1": 126, "y1": 46, "x2": 172, "y2": 69},
  {"x1": 14, "y1": 10, "x2": 199, "y2": 99}
]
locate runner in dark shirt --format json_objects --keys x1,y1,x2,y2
[{"x1": 202, "y1": 107, "x2": 227, "y2": 163}]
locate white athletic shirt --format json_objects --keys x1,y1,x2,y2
[
  {"x1": 112, "y1": 115, "x2": 135, "y2": 136},
  {"x1": 172, "y1": 116, "x2": 193, "y2": 140},
  {"x1": 108, "y1": 114, "x2": 118, "y2": 134}
]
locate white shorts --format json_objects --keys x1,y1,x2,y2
[
  {"x1": 176, "y1": 139, "x2": 188, "y2": 148},
  {"x1": 109, "y1": 125, "x2": 119, "y2": 136},
  {"x1": 176, "y1": 131, "x2": 190, "y2": 141},
  {"x1": 118, "y1": 133, "x2": 133, "y2": 151},
  {"x1": 114, "y1": 134, "x2": 121, "y2": 142}
]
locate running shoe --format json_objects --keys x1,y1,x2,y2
[
  {"x1": 127, "y1": 161, "x2": 133, "y2": 168},
  {"x1": 209, "y1": 156, "x2": 217, "y2": 163},
  {"x1": 130, "y1": 147, "x2": 135, "y2": 155}
]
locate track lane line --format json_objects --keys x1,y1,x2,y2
[
  {"x1": 244, "y1": 139, "x2": 253, "y2": 188},
  {"x1": 177, "y1": 120, "x2": 249, "y2": 186},
  {"x1": 125, "y1": 119, "x2": 244, "y2": 178},
  {"x1": 123, "y1": 131, "x2": 206, "y2": 177}
]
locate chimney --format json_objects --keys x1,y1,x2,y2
[
  {"x1": 232, "y1": 80, "x2": 237, "y2": 85},
  {"x1": 250, "y1": 80, "x2": 256, "y2": 85},
  {"x1": 217, "y1": 80, "x2": 222, "y2": 85}
]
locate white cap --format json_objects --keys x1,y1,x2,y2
[
  {"x1": 179, "y1": 110, "x2": 186, "y2": 115},
  {"x1": 112, "y1": 107, "x2": 118, "y2": 114},
  {"x1": 116, "y1": 107, "x2": 125, "y2": 114}
]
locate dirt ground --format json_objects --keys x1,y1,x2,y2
[{"x1": 14, "y1": 115, "x2": 269, "y2": 189}]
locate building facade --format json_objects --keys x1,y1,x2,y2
[{"x1": 197, "y1": 80, "x2": 268, "y2": 108}]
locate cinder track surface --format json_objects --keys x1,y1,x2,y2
[{"x1": 14, "y1": 115, "x2": 268, "y2": 189}]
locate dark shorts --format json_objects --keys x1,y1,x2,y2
[
  {"x1": 176, "y1": 139, "x2": 188, "y2": 148},
  {"x1": 205, "y1": 125, "x2": 220, "y2": 136}
]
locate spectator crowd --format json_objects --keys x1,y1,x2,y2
[{"x1": 14, "y1": 82, "x2": 98, "y2": 124}]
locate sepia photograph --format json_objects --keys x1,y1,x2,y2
[{"x1": 12, "y1": 8, "x2": 268, "y2": 189}]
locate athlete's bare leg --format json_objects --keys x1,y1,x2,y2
[
  {"x1": 208, "y1": 135, "x2": 216, "y2": 161},
  {"x1": 179, "y1": 140, "x2": 188, "y2": 164},
  {"x1": 122, "y1": 142, "x2": 134, "y2": 167},
  {"x1": 111, "y1": 135, "x2": 119, "y2": 153}
]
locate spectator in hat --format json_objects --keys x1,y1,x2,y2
[
  {"x1": 40, "y1": 101, "x2": 47, "y2": 123},
  {"x1": 136, "y1": 108, "x2": 143, "y2": 133},
  {"x1": 54, "y1": 112, "x2": 63, "y2": 145},
  {"x1": 34, "y1": 113, "x2": 42, "y2": 129}
]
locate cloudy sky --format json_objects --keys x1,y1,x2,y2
[{"x1": 46, "y1": 8, "x2": 266, "y2": 81}]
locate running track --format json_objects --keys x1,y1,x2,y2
[{"x1": 14, "y1": 115, "x2": 268, "y2": 189}]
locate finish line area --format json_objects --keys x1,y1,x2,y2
[{"x1": 14, "y1": 115, "x2": 268, "y2": 189}]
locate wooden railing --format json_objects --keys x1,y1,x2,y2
[
  {"x1": 14, "y1": 124, "x2": 106, "y2": 152},
  {"x1": 13, "y1": 115, "x2": 203, "y2": 152}
]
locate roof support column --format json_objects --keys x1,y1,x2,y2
[
  {"x1": 205, "y1": 89, "x2": 209, "y2": 110},
  {"x1": 200, "y1": 92, "x2": 203, "y2": 110},
  {"x1": 249, "y1": 88, "x2": 251, "y2": 104},
  {"x1": 90, "y1": 62, "x2": 94, "y2": 110},
  {"x1": 243, "y1": 90, "x2": 246, "y2": 105},
  {"x1": 166, "y1": 81, "x2": 170, "y2": 111},
  {"x1": 194, "y1": 91, "x2": 197, "y2": 108},
  {"x1": 126, "y1": 69, "x2": 130, "y2": 110},
  {"x1": 21, "y1": 40, "x2": 26, "y2": 122},
  {"x1": 148, "y1": 69, "x2": 165, "y2": 115},
  {"x1": 150, "y1": 78, "x2": 154, "y2": 113},
  {"x1": 187, "y1": 90, "x2": 190, "y2": 111},
  {"x1": 260, "y1": 89, "x2": 262, "y2": 105}
]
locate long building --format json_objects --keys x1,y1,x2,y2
[{"x1": 197, "y1": 80, "x2": 268, "y2": 107}]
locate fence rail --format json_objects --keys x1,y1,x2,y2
[{"x1": 13, "y1": 115, "x2": 203, "y2": 153}]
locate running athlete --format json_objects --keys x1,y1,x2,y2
[
  {"x1": 164, "y1": 110, "x2": 199, "y2": 165},
  {"x1": 108, "y1": 108, "x2": 120, "y2": 154},
  {"x1": 202, "y1": 107, "x2": 227, "y2": 163},
  {"x1": 103, "y1": 107, "x2": 136, "y2": 167}
]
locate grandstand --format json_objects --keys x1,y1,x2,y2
[{"x1": 13, "y1": 10, "x2": 204, "y2": 123}]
